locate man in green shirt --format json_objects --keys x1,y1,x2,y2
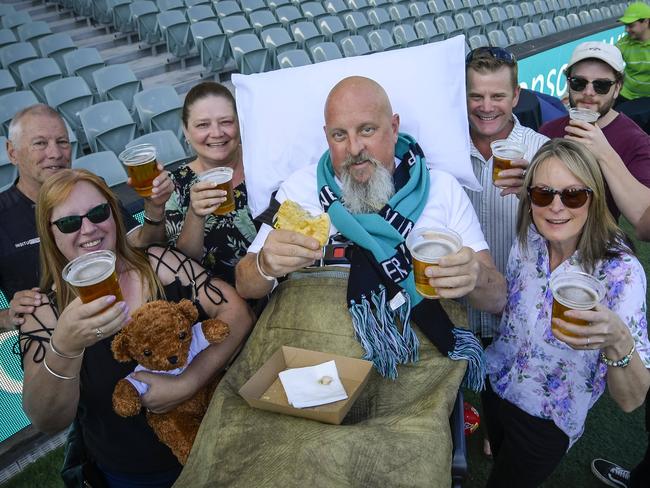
[{"x1": 616, "y1": 2, "x2": 650, "y2": 102}]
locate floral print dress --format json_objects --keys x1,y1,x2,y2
[
  {"x1": 485, "y1": 226, "x2": 650, "y2": 447},
  {"x1": 165, "y1": 165, "x2": 257, "y2": 285}
]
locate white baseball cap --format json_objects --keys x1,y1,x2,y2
[{"x1": 566, "y1": 41, "x2": 625, "y2": 74}]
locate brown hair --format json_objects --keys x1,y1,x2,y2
[
  {"x1": 516, "y1": 139, "x2": 631, "y2": 273},
  {"x1": 466, "y1": 49, "x2": 519, "y2": 92},
  {"x1": 36, "y1": 169, "x2": 164, "y2": 309},
  {"x1": 182, "y1": 81, "x2": 237, "y2": 128}
]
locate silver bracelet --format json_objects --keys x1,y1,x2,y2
[
  {"x1": 50, "y1": 338, "x2": 84, "y2": 359},
  {"x1": 256, "y1": 250, "x2": 277, "y2": 282},
  {"x1": 43, "y1": 357, "x2": 77, "y2": 380},
  {"x1": 600, "y1": 343, "x2": 636, "y2": 368}
]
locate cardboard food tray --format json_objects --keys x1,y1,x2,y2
[{"x1": 239, "y1": 346, "x2": 373, "y2": 425}]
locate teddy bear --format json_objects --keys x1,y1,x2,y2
[{"x1": 111, "y1": 299, "x2": 230, "y2": 464}]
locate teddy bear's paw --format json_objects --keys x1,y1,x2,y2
[
  {"x1": 112, "y1": 379, "x2": 142, "y2": 417},
  {"x1": 202, "y1": 319, "x2": 230, "y2": 344}
]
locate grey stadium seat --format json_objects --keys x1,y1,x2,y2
[
  {"x1": 110, "y1": 0, "x2": 136, "y2": 33},
  {"x1": 72, "y1": 151, "x2": 128, "y2": 187},
  {"x1": 157, "y1": 0, "x2": 184, "y2": 11},
  {"x1": 489, "y1": 6, "x2": 513, "y2": 30},
  {"x1": 473, "y1": 9, "x2": 498, "y2": 35},
  {"x1": 191, "y1": 20, "x2": 229, "y2": 72},
  {"x1": 0, "y1": 69, "x2": 16, "y2": 96},
  {"x1": 2, "y1": 12, "x2": 32, "y2": 34},
  {"x1": 566, "y1": 13, "x2": 581, "y2": 28},
  {"x1": 0, "y1": 29, "x2": 17, "y2": 50},
  {"x1": 367, "y1": 28, "x2": 398, "y2": 51},
  {"x1": 539, "y1": 18, "x2": 557, "y2": 35},
  {"x1": 228, "y1": 33, "x2": 270, "y2": 74},
  {"x1": 523, "y1": 21, "x2": 543, "y2": 40},
  {"x1": 187, "y1": 5, "x2": 217, "y2": 23},
  {"x1": 427, "y1": 0, "x2": 450, "y2": 15},
  {"x1": 367, "y1": 7, "x2": 395, "y2": 31},
  {"x1": 455, "y1": 12, "x2": 480, "y2": 37},
  {"x1": 79, "y1": 100, "x2": 137, "y2": 155},
  {"x1": 185, "y1": 0, "x2": 210, "y2": 6},
  {"x1": 249, "y1": 10, "x2": 282, "y2": 34},
  {"x1": 487, "y1": 29, "x2": 509, "y2": 48},
  {"x1": 37, "y1": 33, "x2": 76, "y2": 71},
  {"x1": 241, "y1": 0, "x2": 266, "y2": 15},
  {"x1": 348, "y1": 0, "x2": 371, "y2": 13},
  {"x1": 133, "y1": 85, "x2": 183, "y2": 137},
  {"x1": 468, "y1": 33, "x2": 489, "y2": 49},
  {"x1": 435, "y1": 15, "x2": 462, "y2": 38},
  {"x1": 214, "y1": 0, "x2": 242, "y2": 18},
  {"x1": 309, "y1": 41, "x2": 343, "y2": 62},
  {"x1": 130, "y1": 1, "x2": 162, "y2": 45},
  {"x1": 220, "y1": 15, "x2": 255, "y2": 36},
  {"x1": 93, "y1": 64, "x2": 142, "y2": 112},
  {"x1": 0, "y1": 5, "x2": 16, "y2": 16},
  {"x1": 157, "y1": 10, "x2": 194, "y2": 58},
  {"x1": 415, "y1": 19, "x2": 444, "y2": 42},
  {"x1": 553, "y1": 15, "x2": 570, "y2": 31},
  {"x1": 0, "y1": 41, "x2": 37, "y2": 86},
  {"x1": 128, "y1": 130, "x2": 188, "y2": 167},
  {"x1": 16, "y1": 21, "x2": 52, "y2": 48},
  {"x1": 291, "y1": 21, "x2": 326, "y2": 49},
  {"x1": 323, "y1": 0, "x2": 351, "y2": 15},
  {"x1": 392, "y1": 24, "x2": 424, "y2": 47},
  {"x1": 265, "y1": 0, "x2": 291, "y2": 12},
  {"x1": 261, "y1": 27, "x2": 298, "y2": 68},
  {"x1": 0, "y1": 141, "x2": 17, "y2": 192},
  {"x1": 44, "y1": 77, "x2": 94, "y2": 142},
  {"x1": 388, "y1": 4, "x2": 414, "y2": 25},
  {"x1": 275, "y1": 5, "x2": 303, "y2": 27},
  {"x1": 0, "y1": 90, "x2": 38, "y2": 136},
  {"x1": 63, "y1": 47, "x2": 105, "y2": 94},
  {"x1": 409, "y1": 2, "x2": 434, "y2": 23},
  {"x1": 339, "y1": 35, "x2": 370, "y2": 56},
  {"x1": 317, "y1": 16, "x2": 348, "y2": 43},
  {"x1": 578, "y1": 10, "x2": 593, "y2": 24},
  {"x1": 92, "y1": 0, "x2": 114, "y2": 25},
  {"x1": 277, "y1": 48, "x2": 312, "y2": 68},
  {"x1": 343, "y1": 11, "x2": 373, "y2": 37},
  {"x1": 506, "y1": 25, "x2": 527, "y2": 44},
  {"x1": 18, "y1": 58, "x2": 62, "y2": 102},
  {"x1": 301, "y1": 2, "x2": 328, "y2": 22}
]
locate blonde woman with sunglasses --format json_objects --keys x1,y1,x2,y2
[
  {"x1": 482, "y1": 139, "x2": 650, "y2": 487},
  {"x1": 18, "y1": 169, "x2": 255, "y2": 488}
]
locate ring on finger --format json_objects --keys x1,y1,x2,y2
[
  {"x1": 586, "y1": 336, "x2": 590, "y2": 347},
  {"x1": 95, "y1": 327, "x2": 104, "y2": 339}
]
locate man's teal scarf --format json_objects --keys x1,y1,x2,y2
[{"x1": 317, "y1": 133, "x2": 485, "y2": 390}]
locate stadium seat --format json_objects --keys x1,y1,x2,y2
[
  {"x1": 343, "y1": 11, "x2": 373, "y2": 37},
  {"x1": 0, "y1": 42, "x2": 37, "y2": 86},
  {"x1": 468, "y1": 33, "x2": 489, "y2": 49},
  {"x1": 93, "y1": 64, "x2": 142, "y2": 112},
  {"x1": 489, "y1": 6, "x2": 513, "y2": 30},
  {"x1": 339, "y1": 34, "x2": 370, "y2": 56},
  {"x1": 37, "y1": 33, "x2": 76, "y2": 71},
  {"x1": 44, "y1": 77, "x2": 94, "y2": 142},
  {"x1": 533, "y1": 0, "x2": 551, "y2": 21},
  {"x1": 157, "y1": 0, "x2": 184, "y2": 11},
  {"x1": 389, "y1": 4, "x2": 414, "y2": 25},
  {"x1": 2, "y1": 12, "x2": 32, "y2": 34},
  {"x1": 191, "y1": 20, "x2": 229, "y2": 72},
  {"x1": 188, "y1": 5, "x2": 217, "y2": 23},
  {"x1": 18, "y1": 58, "x2": 62, "y2": 102},
  {"x1": 157, "y1": 10, "x2": 194, "y2": 58},
  {"x1": 127, "y1": 130, "x2": 188, "y2": 167},
  {"x1": 16, "y1": 21, "x2": 52, "y2": 49},
  {"x1": 265, "y1": 0, "x2": 291, "y2": 12},
  {"x1": 323, "y1": 0, "x2": 351, "y2": 15},
  {"x1": 427, "y1": 0, "x2": 450, "y2": 15},
  {"x1": 214, "y1": 0, "x2": 242, "y2": 18},
  {"x1": 368, "y1": 0, "x2": 388, "y2": 7},
  {"x1": 79, "y1": 100, "x2": 137, "y2": 155},
  {"x1": 249, "y1": 10, "x2": 281, "y2": 33},
  {"x1": 553, "y1": 15, "x2": 570, "y2": 31},
  {"x1": 220, "y1": 15, "x2": 255, "y2": 36},
  {"x1": 599, "y1": 6, "x2": 613, "y2": 19},
  {"x1": 506, "y1": 25, "x2": 526, "y2": 44},
  {"x1": 455, "y1": 12, "x2": 480, "y2": 37},
  {"x1": 72, "y1": 151, "x2": 128, "y2": 187},
  {"x1": 109, "y1": 0, "x2": 136, "y2": 33},
  {"x1": 409, "y1": 2, "x2": 434, "y2": 23},
  {"x1": 367, "y1": 28, "x2": 398, "y2": 51},
  {"x1": 276, "y1": 5, "x2": 303, "y2": 26},
  {"x1": 300, "y1": 1, "x2": 327, "y2": 22},
  {"x1": 566, "y1": 13, "x2": 581, "y2": 28},
  {"x1": 0, "y1": 5, "x2": 16, "y2": 16},
  {"x1": 414, "y1": 19, "x2": 444, "y2": 42},
  {"x1": 0, "y1": 29, "x2": 17, "y2": 50},
  {"x1": 0, "y1": 90, "x2": 38, "y2": 136},
  {"x1": 261, "y1": 27, "x2": 298, "y2": 68},
  {"x1": 487, "y1": 28, "x2": 509, "y2": 48},
  {"x1": 185, "y1": 0, "x2": 210, "y2": 6},
  {"x1": 241, "y1": 0, "x2": 266, "y2": 15},
  {"x1": 523, "y1": 21, "x2": 543, "y2": 39},
  {"x1": 445, "y1": 0, "x2": 469, "y2": 15},
  {"x1": 133, "y1": 85, "x2": 182, "y2": 137},
  {"x1": 277, "y1": 48, "x2": 312, "y2": 68},
  {"x1": 579, "y1": 10, "x2": 593, "y2": 24},
  {"x1": 0, "y1": 137, "x2": 17, "y2": 192},
  {"x1": 505, "y1": 4, "x2": 525, "y2": 25},
  {"x1": 393, "y1": 24, "x2": 424, "y2": 48},
  {"x1": 539, "y1": 18, "x2": 557, "y2": 35},
  {"x1": 317, "y1": 16, "x2": 348, "y2": 43},
  {"x1": 309, "y1": 41, "x2": 343, "y2": 62},
  {"x1": 72, "y1": 0, "x2": 93, "y2": 18},
  {"x1": 130, "y1": 0, "x2": 162, "y2": 45},
  {"x1": 92, "y1": 0, "x2": 114, "y2": 25},
  {"x1": 367, "y1": 7, "x2": 395, "y2": 31},
  {"x1": 518, "y1": 2, "x2": 537, "y2": 23},
  {"x1": 291, "y1": 21, "x2": 326, "y2": 49},
  {"x1": 63, "y1": 47, "x2": 105, "y2": 95},
  {"x1": 555, "y1": 0, "x2": 571, "y2": 16},
  {"x1": 473, "y1": 9, "x2": 498, "y2": 35},
  {"x1": 229, "y1": 33, "x2": 270, "y2": 73},
  {"x1": 0, "y1": 69, "x2": 16, "y2": 96},
  {"x1": 347, "y1": 0, "x2": 371, "y2": 12},
  {"x1": 435, "y1": 15, "x2": 462, "y2": 38}
]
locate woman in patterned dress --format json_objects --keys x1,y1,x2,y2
[
  {"x1": 165, "y1": 82, "x2": 257, "y2": 285},
  {"x1": 483, "y1": 139, "x2": 650, "y2": 487}
]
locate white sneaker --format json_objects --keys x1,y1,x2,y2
[{"x1": 591, "y1": 458, "x2": 631, "y2": 488}]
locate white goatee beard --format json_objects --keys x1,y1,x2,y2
[{"x1": 340, "y1": 154, "x2": 395, "y2": 214}]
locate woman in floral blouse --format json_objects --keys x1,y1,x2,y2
[
  {"x1": 165, "y1": 82, "x2": 257, "y2": 285},
  {"x1": 483, "y1": 139, "x2": 650, "y2": 487}
]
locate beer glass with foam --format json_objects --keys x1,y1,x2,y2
[
  {"x1": 197, "y1": 167, "x2": 236, "y2": 215},
  {"x1": 550, "y1": 271, "x2": 605, "y2": 337},
  {"x1": 569, "y1": 107, "x2": 599, "y2": 125},
  {"x1": 119, "y1": 143, "x2": 160, "y2": 198},
  {"x1": 406, "y1": 228, "x2": 462, "y2": 299},
  {"x1": 489, "y1": 140, "x2": 527, "y2": 185},
  {"x1": 62, "y1": 250, "x2": 124, "y2": 304}
]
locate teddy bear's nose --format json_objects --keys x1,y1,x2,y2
[{"x1": 168, "y1": 355, "x2": 178, "y2": 365}]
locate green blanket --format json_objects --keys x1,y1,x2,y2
[{"x1": 175, "y1": 268, "x2": 466, "y2": 488}]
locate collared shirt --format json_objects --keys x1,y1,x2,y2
[
  {"x1": 465, "y1": 116, "x2": 549, "y2": 339},
  {"x1": 617, "y1": 34, "x2": 650, "y2": 100},
  {"x1": 486, "y1": 227, "x2": 650, "y2": 448}
]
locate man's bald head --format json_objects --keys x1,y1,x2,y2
[{"x1": 324, "y1": 76, "x2": 394, "y2": 124}]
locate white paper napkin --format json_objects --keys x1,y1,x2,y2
[{"x1": 278, "y1": 360, "x2": 348, "y2": 409}]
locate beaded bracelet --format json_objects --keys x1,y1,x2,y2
[
  {"x1": 256, "y1": 250, "x2": 276, "y2": 283},
  {"x1": 600, "y1": 343, "x2": 636, "y2": 368},
  {"x1": 43, "y1": 357, "x2": 77, "y2": 380},
  {"x1": 50, "y1": 338, "x2": 84, "y2": 359}
]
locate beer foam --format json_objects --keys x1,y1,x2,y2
[
  {"x1": 68, "y1": 258, "x2": 114, "y2": 286},
  {"x1": 555, "y1": 284, "x2": 598, "y2": 308},
  {"x1": 198, "y1": 168, "x2": 233, "y2": 185},
  {"x1": 413, "y1": 239, "x2": 455, "y2": 260},
  {"x1": 494, "y1": 149, "x2": 523, "y2": 159}
]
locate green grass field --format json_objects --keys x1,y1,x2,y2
[{"x1": 3, "y1": 220, "x2": 649, "y2": 488}]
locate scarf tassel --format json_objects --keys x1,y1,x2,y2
[{"x1": 448, "y1": 327, "x2": 486, "y2": 392}]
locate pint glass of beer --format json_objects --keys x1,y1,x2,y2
[
  {"x1": 406, "y1": 228, "x2": 462, "y2": 299},
  {"x1": 490, "y1": 140, "x2": 527, "y2": 184},
  {"x1": 550, "y1": 271, "x2": 605, "y2": 337},
  {"x1": 118, "y1": 143, "x2": 160, "y2": 198},
  {"x1": 197, "y1": 167, "x2": 236, "y2": 216},
  {"x1": 62, "y1": 250, "x2": 124, "y2": 304},
  {"x1": 569, "y1": 107, "x2": 599, "y2": 125}
]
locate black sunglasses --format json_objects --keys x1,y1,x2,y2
[
  {"x1": 567, "y1": 76, "x2": 617, "y2": 95},
  {"x1": 51, "y1": 203, "x2": 112, "y2": 234},
  {"x1": 528, "y1": 186, "x2": 592, "y2": 209},
  {"x1": 465, "y1": 47, "x2": 516, "y2": 65}
]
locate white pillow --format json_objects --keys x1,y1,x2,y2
[{"x1": 233, "y1": 35, "x2": 480, "y2": 218}]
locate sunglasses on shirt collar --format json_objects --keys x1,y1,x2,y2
[
  {"x1": 566, "y1": 76, "x2": 617, "y2": 95},
  {"x1": 51, "y1": 203, "x2": 112, "y2": 234},
  {"x1": 528, "y1": 186, "x2": 592, "y2": 209},
  {"x1": 465, "y1": 47, "x2": 517, "y2": 65}
]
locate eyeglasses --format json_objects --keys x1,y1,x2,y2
[
  {"x1": 465, "y1": 47, "x2": 516, "y2": 65},
  {"x1": 528, "y1": 186, "x2": 592, "y2": 209},
  {"x1": 51, "y1": 203, "x2": 111, "y2": 234},
  {"x1": 567, "y1": 76, "x2": 617, "y2": 95}
]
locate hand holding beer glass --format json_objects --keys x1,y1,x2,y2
[
  {"x1": 550, "y1": 270, "x2": 605, "y2": 339},
  {"x1": 119, "y1": 144, "x2": 162, "y2": 198},
  {"x1": 490, "y1": 140, "x2": 528, "y2": 195},
  {"x1": 192, "y1": 167, "x2": 236, "y2": 217}
]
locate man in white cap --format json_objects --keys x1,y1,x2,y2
[
  {"x1": 539, "y1": 41, "x2": 650, "y2": 221},
  {"x1": 616, "y1": 1, "x2": 650, "y2": 103}
]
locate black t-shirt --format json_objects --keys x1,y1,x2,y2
[{"x1": 0, "y1": 185, "x2": 141, "y2": 301}]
